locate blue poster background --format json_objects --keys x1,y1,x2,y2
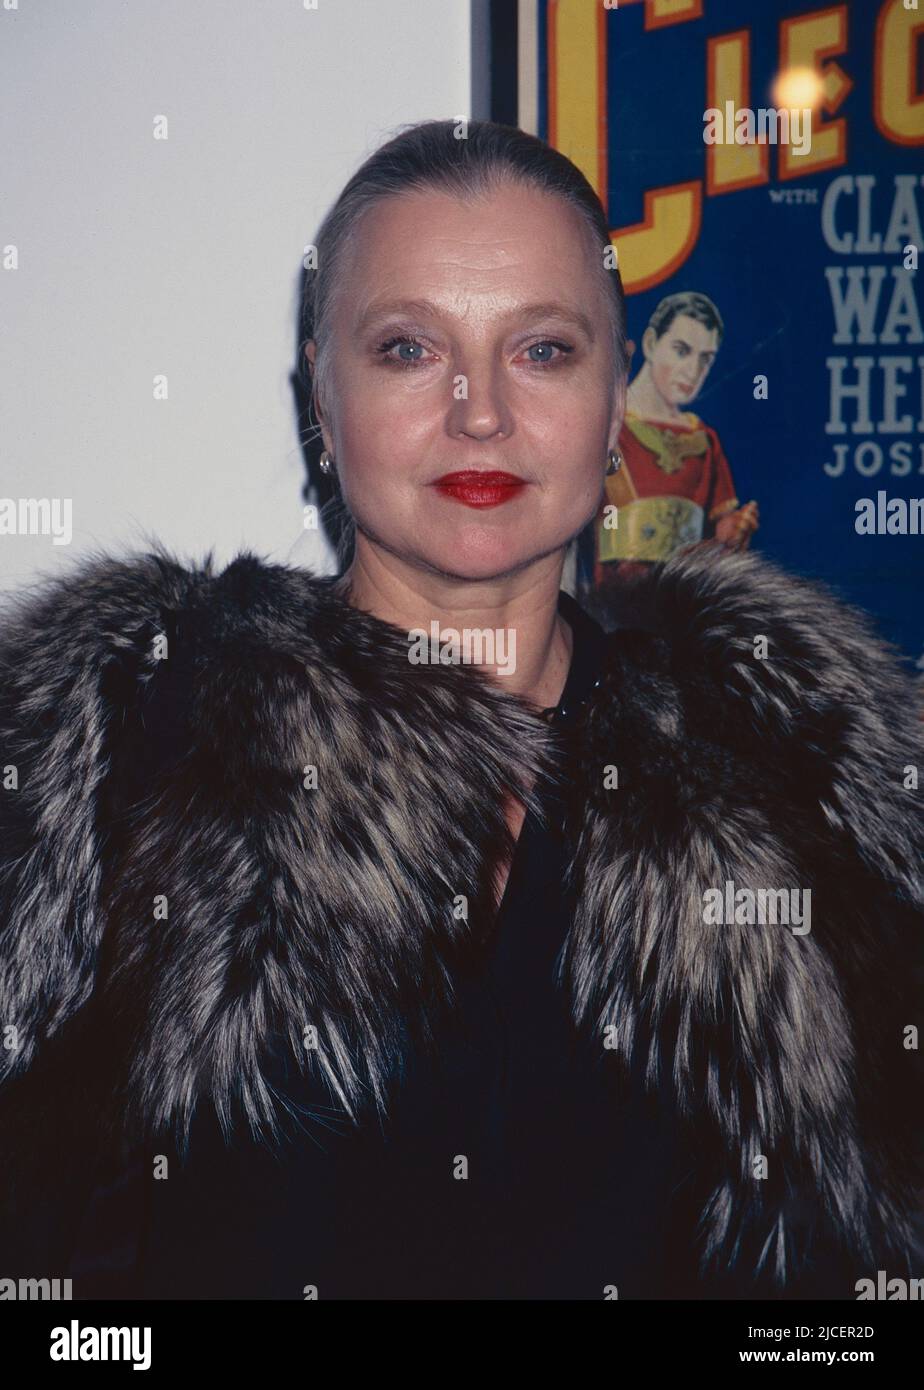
[{"x1": 535, "y1": 0, "x2": 923, "y2": 668}]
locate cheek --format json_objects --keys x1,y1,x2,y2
[
  {"x1": 528, "y1": 398, "x2": 610, "y2": 488},
  {"x1": 334, "y1": 375, "x2": 419, "y2": 476},
  {"x1": 569, "y1": 463, "x2": 607, "y2": 513},
  {"x1": 336, "y1": 434, "x2": 429, "y2": 534},
  {"x1": 341, "y1": 448, "x2": 407, "y2": 515},
  {"x1": 341, "y1": 369, "x2": 440, "y2": 465},
  {"x1": 542, "y1": 445, "x2": 606, "y2": 519}
]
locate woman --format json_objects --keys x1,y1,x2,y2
[{"x1": 0, "y1": 120, "x2": 921, "y2": 1302}]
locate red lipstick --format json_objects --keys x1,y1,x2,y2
[{"x1": 432, "y1": 470, "x2": 527, "y2": 508}]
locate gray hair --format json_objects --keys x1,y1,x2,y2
[{"x1": 298, "y1": 118, "x2": 629, "y2": 571}]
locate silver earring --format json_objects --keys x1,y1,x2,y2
[
  {"x1": 319, "y1": 450, "x2": 335, "y2": 475},
  {"x1": 606, "y1": 449, "x2": 621, "y2": 475}
]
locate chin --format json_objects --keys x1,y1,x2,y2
[
  {"x1": 421, "y1": 533, "x2": 571, "y2": 584},
  {"x1": 421, "y1": 550, "x2": 528, "y2": 583}
]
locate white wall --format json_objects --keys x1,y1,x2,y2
[{"x1": 0, "y1": 0, "x2": 473, "y2": 591}]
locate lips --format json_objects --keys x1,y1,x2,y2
[{"x1": 432, "y1": 470, "x2": 528, "y2": 508}]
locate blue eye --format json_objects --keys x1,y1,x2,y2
[
  {"x1": 377, "y1": 335, "x2": 430, "y2": 366},
  {"x1": 525, "y1": 340, "x2": 572, "y2": 366}
]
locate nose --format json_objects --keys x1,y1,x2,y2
[{"x1": 447, "y1": 353, "x2": 514, "y2": 441}]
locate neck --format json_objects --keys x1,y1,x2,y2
[{"x1": 338, "y1": 538, "x2": 574, "y2": 712}]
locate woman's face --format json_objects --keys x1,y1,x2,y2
[{"x1": 307, "y1": 181, "x2": 625, "y2": 584}]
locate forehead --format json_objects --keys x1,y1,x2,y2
[
  {"x1": 661, "y1": 313, "x2": 718, "y2": 352},
  {"x1": 337, "y1": 183, "x2": 603, "y2": 319}
]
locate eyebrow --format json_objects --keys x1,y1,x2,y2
[
  {"x1": 672, "y1": 336, "x2": 716, "y2": 355},
  {"x1": 355, "y1": 297, "x2": 597, "y2": 341}
]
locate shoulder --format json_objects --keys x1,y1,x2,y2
[
  {"x1": 0, "y1": 541, "x2": 335, "y2": 677},
  {"x1": 0, "y1": 543, "x2": 364, "y2": 762},
  {"x1": 582, "y1": 542, "x2": 923, "y2": 897},
  {"x1": 0, "y1": 541, "x2": 208, "y2": 651},
  {"x1": 0, "y1": 542, "x2": 213, "y2": 746},
  {"x1": 585, "y1": 540, "x2": 921, "y2": 740}
]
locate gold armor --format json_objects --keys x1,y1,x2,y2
[
  {"x1": 599, "y1": 440, "x2": 703, "y2": 563},
  {"x1": 598, "y1": 494, "x2": 705, "y2": 562}
]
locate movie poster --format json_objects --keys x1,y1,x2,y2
[{"x1": 501, "y1": 0, "x2": 923, "y2": 667}]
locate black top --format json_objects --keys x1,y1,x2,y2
[{"x1": 67, "y1": 589, "x2": 857, "y2": 1299}]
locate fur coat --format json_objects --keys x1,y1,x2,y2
[{"x1": 0, "y1": 539, "x2": 922, "y2": 1295}]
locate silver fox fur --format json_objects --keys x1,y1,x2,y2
[{"x1": 0, "y1": 539, "x2": 921, "y2": 1287}]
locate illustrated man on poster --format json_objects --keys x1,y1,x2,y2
[{"x1": 583, "y1": 291, "x2": 759, "y2": 594}]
